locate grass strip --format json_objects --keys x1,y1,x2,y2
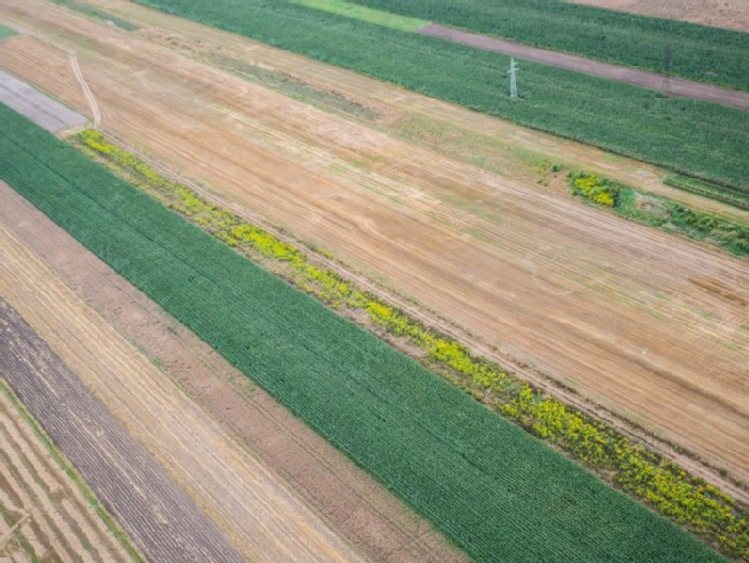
[
  {"x1": 348, "y1": 0, "x2": 749, "y2": 91},
  {"x1": 0, "y1": 25, "x2": 16, "y2": 40},
  {"x1": 1, "y1": 101, "x2": 733, "y2": 562},
  {"x1": 0, "y1": 379, "x2": 145, "y2": 562},
  {"x1": 71, "y1": 127, "x2": 749, "y2": 560},
  {"x1": 133, "y1": 0, "x2": 749, "y2": 196},
  {"x1": 664, "y1": 175, "x2": 749, "y2": 211},
  {"x1": 289, "y1": 0, "x2": 426, "y2": 32}
]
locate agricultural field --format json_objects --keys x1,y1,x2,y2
[
  {"x1": 1, "y1": 0, "x2": 748, "y2": 561},
  {"x1": 569, "y1": 0, "x2": 749, "y2": 33},
  {"x1": 0, "y1": 379, "x2": 135, "y2": 562},
  {"x1": 4, "y1": 92, "x2": 739, "y2": 560},
  {"x1": 344, "y1": 0, "x2": 749, "y2": 90},
  {"x1": 129, "y1": 0, "x2": 749, "y2": 191}
]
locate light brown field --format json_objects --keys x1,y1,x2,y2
[
  {"x1": 0, "y1": 381, "x2": 133, "y2": 563},
  {"x1": 0, "y1": 185, "x2": 369, "y2": 562},
  {"x1": 568, "y1": 0, "x2": 749, "y2": 33},
  {"x1": 1, "y1": 0, "x2": 748, "y2": 490}
]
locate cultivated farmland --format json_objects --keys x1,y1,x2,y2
[
  {"x1": 1, "y1": 0, "x2": 748, "y2": 560},
  {"x1": 0, "y1": 97, "x2": 728, "y2": 561},
  {"x1": 0, "y1": 379, "x2": 135, "y2": 562},
  {"x1": 130, "y1": 0, "x2": 749, "y2": 190}
]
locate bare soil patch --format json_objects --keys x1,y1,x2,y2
[
  {"x1": 568, "y1": 0, "x2": 749, "y2": 33},
  {"x1": 0, "y1": 301, "x2": 245, "y2": 562},
  {"x1": 418, "y1": 23, "x2": 749, "y2": 110},
  {"x1": 2, "y1": 0, "x2": 748, "y2": 487}
]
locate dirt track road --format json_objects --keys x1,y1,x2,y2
[
  {"x1": 1, "y1": 0, "x2": 748, "y2": 485},
  {"x1": 0, "y1": 184, "x2": 365, "y2": 562},
  {"x1": 418, "y1": 23, "x2": 749, "y2": 110}
]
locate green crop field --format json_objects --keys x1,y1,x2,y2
[
  {"x1": 347, "y1": 0, "x2": 749, "y2": 91},
  {"x1": 0, "y1": 102, "x2": 724, "y2": 562},
  {"x1": 133, "y1": 0, "x2": 749, "y2": 195}
]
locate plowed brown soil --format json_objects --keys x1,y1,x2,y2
[
  {"x1": 0, "y1": 382, "x2": 132, "y2": 562},
  {"x1": 0, "y1": 188, "x2": 367, "y2": 562},
  {"x1": 1, "y1": 0, "x2": 747, "y2": 488},
  {"x1": 568, "y1": 0, "x2": 749, "y2": 33}
]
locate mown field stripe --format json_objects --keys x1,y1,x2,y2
[{"x1": 0, "y1": 102, "x2": 724, "y2": 562}]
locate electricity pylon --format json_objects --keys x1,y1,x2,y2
[{"x1": 508, "y1": 58, "x2": 519, "y2": 99}]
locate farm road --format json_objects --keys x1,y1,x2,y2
[
  {"x1": 418, "y1": 23, "x2": 749, "y2": 111},
  {"x1": 0, "y1": 298, "x2": 245, "y2": 563}
]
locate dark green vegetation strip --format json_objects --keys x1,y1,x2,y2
[
  {"x1": 52, "y1": 0, "x2": 139, "y2": 31},
  {"x1": 348, "y1": 0, "x2": 749, "y2": 91},
  {"x1": 1, "y1": 106, "x2": 727, "y2": 562},
  {"x1": 134, "y1": 0, "x2": 749, "y2": 194}
]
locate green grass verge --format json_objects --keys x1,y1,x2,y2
[
  {"x1": 52, "y1": 0, "x2": 139, "y2": 31},
  {"x1": 289, "y1": 0, "x2": 426, "y2": 31},
  {"x1": 0, "y1": 24, "x2": 17, "y2": 40},
  {"x1": 1, "y1": 104, "x2": 731, "y2": 562},
  {"x1": 71, "y1": 126, "x2": 749, "y2": 560},
  {"x1": 569, "y1": 172, "x2": 749, "y2": 257},
  {"x1": 133, "y1": 0, "x2": 749, "y2": 196},
  {"x1": 348, "y1": 0, "x2": 749, "y2": 91},
  {"x1": 664, "y1": 175, "x2": 749, "y2": 211},
  {"x1": 0, "y1": 379, "x2": 144, "y2": 562}
]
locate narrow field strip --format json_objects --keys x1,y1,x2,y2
[
  {"x1": 0, "y1": 298, "x2": 246, "y2": 562},
  {"x1": 0, "y1": 104, "x2": 727, "y2": 561},
  {"x1": 0, "y1": 193, "x2": 365, "y2": 562},
  {"x1": 0, "y1": 382, "x2": 135, "y2": 562}
]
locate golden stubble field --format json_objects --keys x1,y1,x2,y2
[{"x1": 1, "y1": 0, "x2": 747, "y2": 489}]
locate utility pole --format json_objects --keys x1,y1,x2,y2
[
  {"x1": 663, "y1": 44, "x2": 672, "y2": 98},
  {"x1": 508, "y1": 57, "x2": 518, "y2": 99}
]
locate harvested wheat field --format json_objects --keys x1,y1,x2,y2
[
  {"x1": 569, "y1": 0, "x2": 749, "y2": 33},
  {"x1": 0, "y1": 0, "x2": 747, "y2": 490},
  {"x1": 0, "y1": 378, "x2": 134, "y2": 562}
]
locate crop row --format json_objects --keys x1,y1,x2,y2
[
  {"x1": 1, "y1": 103, "x2": 728, "y2": 562},
  {"x1": 73, "y1": 128, "x2": 749, "y2": 560},
  {"x1": 347, "y1": 0, "x2": 749, "y2": 90},
  {"x1": 134, "y1": 0, "x2": 749, "y2": 194}
]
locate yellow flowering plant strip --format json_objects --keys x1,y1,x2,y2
[{"x1": 73, "y1": 130, "x2": 749, "y2": 559}]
